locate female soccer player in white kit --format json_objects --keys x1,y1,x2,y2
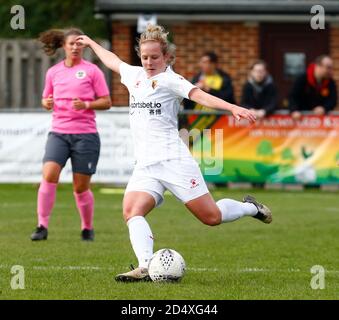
[{"x1": 76, "y1": 25, "x2": 272, "y2": 281}]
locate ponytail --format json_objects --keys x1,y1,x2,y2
[{"x1": 38, "y1": 28, "x2": 84, "y2": 56}]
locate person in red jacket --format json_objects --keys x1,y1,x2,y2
[{"x1": 289, "y1": 55, "x2": 337, "y2": 120}]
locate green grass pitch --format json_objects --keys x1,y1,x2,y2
[{"x1": 0, "y1": 184, "x2": 338, "y2": 300}]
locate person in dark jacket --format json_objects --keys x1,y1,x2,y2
[
  {"x1": 184, "y1": 52, "x2": 235, "y2": 110},
  {"x1": 289, "y1": 55, "x2": 337, "y2": 120},
  {"x1": 241, "y1": 60, "x2": 278, "y2": 119}
]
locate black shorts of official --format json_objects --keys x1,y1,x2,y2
[{"x1": 42, "y1": 132, "x2": 101, "y2": 175}]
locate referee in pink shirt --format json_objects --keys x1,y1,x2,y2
[{"x1": 31, "y1": 28, "x2": 111, "y2": 241}]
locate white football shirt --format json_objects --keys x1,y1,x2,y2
[{"x1": 120, "y1": 62, "x2": 197, "y2": 167}]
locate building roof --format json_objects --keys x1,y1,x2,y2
[{"x1": 95, "y1": 0, "x2": 339, "y2": 15}]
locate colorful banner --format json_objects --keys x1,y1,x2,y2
[
  {"x1": 187, "y1": 114, "x2": 339, "y2": 184},
  {"x1": 1, "y1": 112, "x2": 338, "y2": 185}
]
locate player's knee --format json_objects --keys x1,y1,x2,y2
[
  {"x1": 201, "y1": 212, "x2": 221, "y2": 226},
  {"x1": 123, "y1": 205, "x2": 139, "y2": 222},
  {"x1": 72, "y1": 177, "x2": 90, "y2": 193},
  {"x1": 123, "y1": 196, "x2": 155, "y2": 222},
  {"x1": 42, "y1": 162, "x2": 61, "y2": 183},
  {"x1": 203, "y1": 217, "x2": 221, "y2": 226},
  {"x1": 73, "y1": 184, "x2": 89, "y2": 193},
  {"x1": 43, "y1": 174, "x2": 59, "y2": 184}
]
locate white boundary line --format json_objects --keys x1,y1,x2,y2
[{"x1": 0, "y1": 264, "x2": 338, "y2": 274}]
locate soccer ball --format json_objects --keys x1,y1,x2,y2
[{"x1": 148, "y1": 248, "x2": 186, "y2": 282}]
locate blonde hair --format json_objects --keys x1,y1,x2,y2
[{"x1": 135, "y1": 24, "x2": 176, "y2": 66}]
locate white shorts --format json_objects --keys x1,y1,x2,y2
[{"x1": 125, "y1": 158, "x2": 209, "y2": 207}]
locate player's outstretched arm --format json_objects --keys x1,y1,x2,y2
[
  {"x1": 76, "y1": 35, "x2": 123, "y2": 74},
  {"x1": 189, "y1": 87, "x2": 256, "y2": 123}
]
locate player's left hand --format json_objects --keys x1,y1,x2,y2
[
  {"x1": 231, "y1": 105, "x2": 256, "y2": 123},
  {"x1": 72, "y1": 98, "x2": 86, "y2": 110}
]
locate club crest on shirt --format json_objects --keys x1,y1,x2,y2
[
  {"x1": 134, "y1": 80, "x2": 141, "y2": 88},
  {"x1": 190, "y1": 178, "x2": 200, "y2": 189},
  {"x1": 75, "y1": 70, "x2": 87, "y2": 79},
  {"x1": 152, "y1": 80, "x2": 158, "y2": 89}
]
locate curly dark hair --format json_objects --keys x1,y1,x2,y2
[
  {"x1": 38, "y1": 28, "x2": 84, "y2": 56},
  {"x1": 202, "y1": 51, "x2": 218, "y2": 64}
]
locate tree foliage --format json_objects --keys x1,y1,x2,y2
[
  {"x1": 281, "y1": 148, "x2": 294, "y2": 161},
  {"x1": 0, "y1": 0, "x2": 107, "y2": 39},
  {"x1": 256, "y1": 140, "x2": 274, "y2": 157}
]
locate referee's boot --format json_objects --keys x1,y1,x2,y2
[
  {"x1": 243, "y1": 195, "x2": 272, "y2": 224},
  {"x1": 81, "y1": 229, "x2": 95, "y2": 241},
  {"x1": 115, "y1": 265, "x2": 151, "y2": 282},
  {"x1": 31, "y1": 225, "x2": 48, "y2": 241}
]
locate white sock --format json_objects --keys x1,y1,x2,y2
[
  {"x1": 127, "y1": 216, "x2": 154, "y2": 269},
  {"x1": 216, "y1": 199, "x2": 258, "y2": 223}
]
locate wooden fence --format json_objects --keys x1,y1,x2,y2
[{"x1": 0, "y1": 39, "x2": 111, "y2": 110}]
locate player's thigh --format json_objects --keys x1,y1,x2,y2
[
  {"x1": 73, "y1": 173, "x2": 92, "y2": 193},
  {"x1": 124, "y1": 166, "x2": 166, "y2": 221},
  {"x1": 42, "y1": 132, "x2": 71, "y2": 183},
  {"x1": 160, "y1": 158, "x2": 217, "y2": 223},
  {"x1": 123, "y1": 191, "x2": 156, "y2": 222},
  {"x1": 42, "y1": 132, "x2": 71, "y2": 179},
  {"x1": 185, "y1": 193, "x2": 221, "y2": 226},
  {"x1": 70, "y1": 133, "x2": 100, "y2": 176}
]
